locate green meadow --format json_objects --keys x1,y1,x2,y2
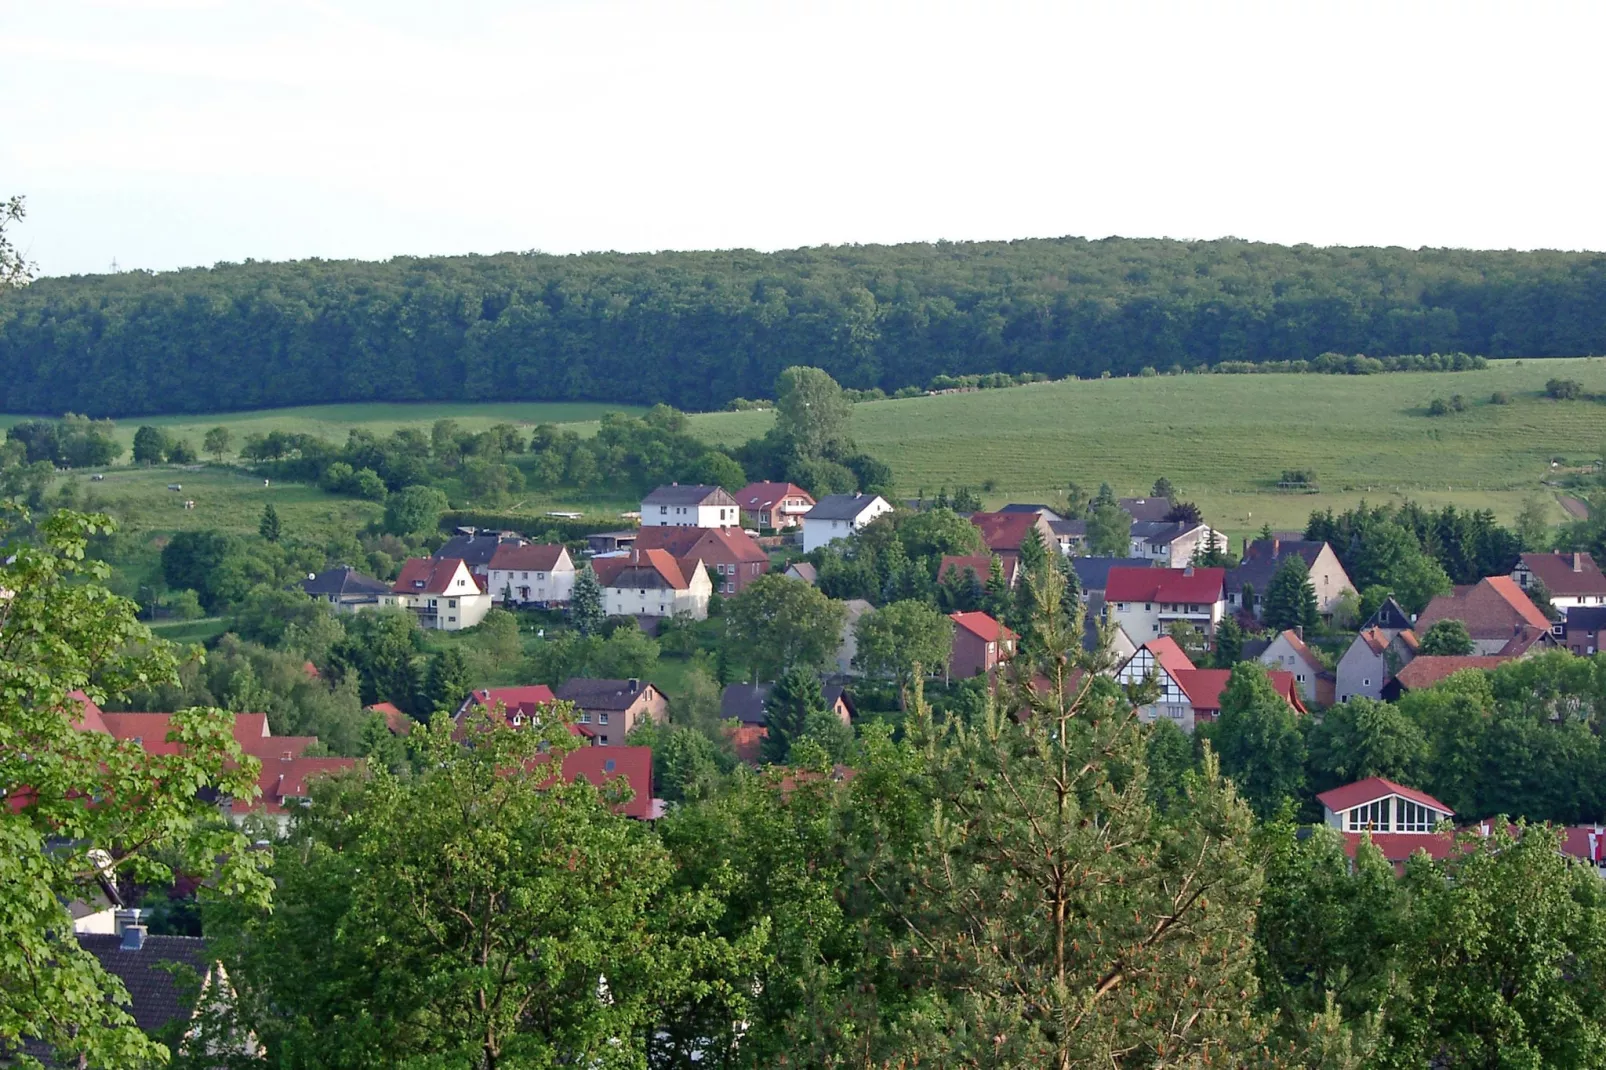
[{"x1": 19, "y1": 358, "x2": 1606, "y2": 546}]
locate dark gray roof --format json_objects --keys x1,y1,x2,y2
[
  {"x1": 434, "y1": 532, "x2": 525, "y2": 569},
  {"x1": 1130, "y1": 520, "x2": 1200, "y2": 547},
  {"x1": 1240, "y1": 638, "x2": 1273, "y2": 660},
  {"x1": 1049, "y1": 519, "x2": 1087, "y2": 538},
  {"x1": 80, "y1": 933, "x2": 210, "y2": 1034},
  {"x1": 1118, "y1": 497, "x2": 1174, "y2": 523},
  {"x1": 719, "y1": 682, "x2": 853, "y2": 725},
  {"x1": 806, "y1": 494, "x2": 886, "y2": 522},
  {"x1": 998, "y1": 504, "x2": 1064, "y2": 521},
  {"x1": 1361, "y1": 596, "x2": 1415, "y2": 632},
  {"x1": 1225, "y1": 538, "x2": 1325, "y2": 592},
  {"x1": 1565, "y1": 606, "x2": 1606, "y2": 631},
  {"x1": 1072, "y1": 556, "x2": 1153, "y2": 592},
  {"x1": 301, "y1": 565, "x2": 391, "y2": 599},
  {"x1": 555, "y1": 678, "x2": 658, "y2": 711},
  {"x1": 641, "y1": 484, "x2": 737, "y2": 507}
]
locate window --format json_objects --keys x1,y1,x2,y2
[
  {"x1": 538, "y1": 572, "x2": 545, "y2": 580},
  {"x1": 1144, "y1": 602, "x2": 1152, "y2": 611},
  {"x1": 598, "y1": 735, "x2": 609, "y2": 745},
  {"x1": 522, "y1": 571, "x2": 529, "y2": 579},
  {"x1": 599, "y1": 713, "x2": 609, "y2": 725},
  {"x1": 1363, "y1": 678, "x2": 1371, "y2": 687},
  {"x1": 659, "y1": 506, "x2": 667, "y2": 515},
  {"x1": 1346, "y1": 799, "x2": 1391, "y2": 832},
  {"x1": 580, "y1": 712, "x2": 590, "y2": 723},
  {"x1": 1398, "y1": 799, "x2": 1436, "y2": 833},
  {"x1": 449, "y1": 598, "x2": 457, "y2": 608}
]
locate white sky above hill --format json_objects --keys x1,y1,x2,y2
[{"x1": 5, "y1": 0, "x2": 1604, "y2": 277}]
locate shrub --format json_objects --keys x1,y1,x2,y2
[
  {"x1": 1547, "y1": 378, "x2": 1584, "y2": 400},
  {"x1": 1491, "y1": 390, "x2": 1510, "y2": 404},
  {"x1": 1449, "y1": 394, "x2": 1466, "y2": 412},
  {"x1": 1428, "y1": 398, "x2": 1450, "y2": 416}
]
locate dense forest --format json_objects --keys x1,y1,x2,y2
[{"x1": 3, "y1": 237, "x2": 1606, "y2": 416}]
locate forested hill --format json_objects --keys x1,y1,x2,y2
[{"x1": 4, "y1": 237, "x2": 1606, "y2": 417}]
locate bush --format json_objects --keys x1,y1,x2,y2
[
  {"x1": 1449, "y1": 394, "x2": 1466, "y2": 412},
  {"x1": 1428, "y1": 398, "x2": 1450, "y2": 416},
  {"x1": 1491, "y1": 390, "x2": 1510, "y2": 404},
  {"x1": 1547, "y1": 377, "x2": 1584, "y2": 400}
]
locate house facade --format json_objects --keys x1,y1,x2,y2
[
  {"x1": 1564, "y1": 606, "x2": 1606, "y2": 655},
  {"x1": 1256, "y1": 628, "x2": 1329, "y2": 706},
  {"x1": 640, "y1": 484, "x2": 741, "y2": 528},
  {"x1": 1127, "y1": 521, "x2": 1227, "y2": 567},
  {"x1": 1114, "y1": 636, "x2": 1303, "y2": 733},
  {"x1": 720, "y1": 682, "x2": 854, "y2": 764},
  {"x1": 802, "y1": 494, "x2": 894, "y2": 553},
  {"x1": 1335, "y1": 626, "x2": 1418, "y2": 703},
  {"x1": 948, "y1": 611, "x2": 1017, "y2": 680},
  {"x1": 1318, "y1": 778, "x2": 1456, "y2": 866},
  {"x1": 554, "y1": 678, "x2": 669, "y2": 745},
  {"x1": 486, "y1": 544, "x2": 576, "y2": 606},
  {"x1": 1512, "y1": 551, "x2": 1606, "y2": 609},
  {"x1": 393, "y1": 557, "x2": 493, "y2": 631},
  {"x1": 734, "y1": 481, "x2": 815, "y2": 530},
  {"x1": 1104, "y1": 565, "x2": 1227, "y2": 641},
  {"x1": 435, "y1": 530, "x2": 527, "y2": 587},
  {"x1": 1226, "y1": 539, "x2": 1355, "y2": 618},
  {"x1": 971, "y1": 510, "x2": 1061, "y2": 565},
  {"x1": 634, "y1": 525, "x2": 770, "y2": 597},
  {"x1": 300, "y1": 565, "x2": 395, "y2": 614},
  {"x1": 592, "y1": 549, "x2": 713, "y2": 620}
]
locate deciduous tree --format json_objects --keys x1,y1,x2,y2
[
  {"x1": 1415, "y1": 618, "x2": 1474, "y2": 656},
  {"x1": 724, "y1": 573, "x2": 846, "y2": 682}
]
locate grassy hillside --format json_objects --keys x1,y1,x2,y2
[
  {"x1": 0, "y1": 400, "x2": 636, "y2": 456},
  {"x1": 691, "y1": 357, "x2": 1606, "y2": 537}
]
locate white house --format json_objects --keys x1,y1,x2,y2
[
  {"x1": 299, "y1": 565, "x2": 396, "y2": 614},
  {"x1": 1318, "y1": 777, "x2": 1454, "y2": 835},
  {"x1": 392, "y1": 557, "x2": 493, "y2": 631},
  {"x1": 640, "y1": 484, "x2": 741, "y2": 528},
  {"x1": 1255, "y1": 628, "x2": 1328, "y2": 706},
  {"x1": 593, "y1": 548, "x2": 713, "y2": 620},
  {"x1": 486, "y1": 543, "x2": 576, "y2": 606},
  {"x1": 1127, "y1": 521, "x2": 1227, "y2": 567},
  {"x1": 802, "y1": 493, "x2": 894, "y2": 553},
  {"x1": 1512, "y1": 552, "x2": 1606, "y2": 610},
  {"x1": 1103, "y1": 565, "x2": 1227, "y2": 641}
]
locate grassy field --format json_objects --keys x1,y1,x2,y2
[
  {"x1": 689, "y1": 357, "x2": 1606, "y2": 538},
  {"x1": 19, "y1": 359, "x2": 1606, "y2": 546},
  {"x1": 0, "y1": 400, "x2": 639, "y2": 455}
]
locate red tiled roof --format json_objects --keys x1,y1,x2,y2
[
  {"x1": 635, "y1": 525, "x2": 769, "y2": 565},
  {"x1": 1390, "y1": 655, "x2": 1513, "y2": 691},
  {"x1": 1416, "y1": 576, "x2": 1549, "y2": 639},
  {"x1": 487, "y1": 543, "x2": 569, "y2": 572},
  {"x1": 1141, "y1": 636, "x2": 1196, "y2": 676},
  {"x1": 735, "y1": 482, "x2": 814, "y2": 510},
  {"x1": 463, "y1": 685, "x2": 558, "y2": 726},
  {"x1": 939, "y1": 554, "x2": 1017, "y2": 587},
  {"x1": 535, "y1": 745, "x2": 657, "y2": 820},
  {"x1": 394, "y1": 557, "x2": 482, "y2": 596},
  {"x1": 969, "y1": 511, "x2": 1047, "y2": 553},
  {"x1": 1171, "y1": 668, "x2": 1305, "y2": 714},
  {"x1": 1105, "y1": 566, "x2": 1226, "y2": 605},
  {"x1": 949, "y1": 611, "x2": 1016, "y2": 643},
  {"x1": 100, "y1": 712, "x2": 281, "y2": 755},
  {"x1": 1317, "y1": 776, "x2": 1452, "y2": 815},
  {"x1": 1560, "y1": 825, "x2": 1606, "y2": 866},
  {"x1": 257, "y1": 755, "x2": 357, "y2": 814},
  {"x1": 66, "y1": 690, "x2": 109, "y2": 734},
  {"x1": 592, "y1": 548, "x2": 694, "y2": 590},
  {"x1": 1517, "y1": 552, "x2": 1606, "y2": 598},
  {"x1": 1341, "y1": 830, "x2": 1466, "y2": 865},
  {"x1": 1275, "y1": 629, "x2": 1323, "y2": 672},
  {"x1": 365, "y1": 701, "x2": 413, "y2": 736}
]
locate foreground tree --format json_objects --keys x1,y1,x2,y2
[
  {"x1": 1415, "y1": 618, "x2": 1474, "y2": 656},
  {"x1": 852, "y1": 598, "x2": 953, "y2": 696},
  {"x1": 0, "y1": 511, "x2": 269, "y2": 1067},
  {"x1": 1209, "y1": 662, "x2": 1308, "y2": 820},
  {"x1": 210, "y1": 713, "x2": 740, "y2": 1070},
  {"x1": 841, "y1": 570, "x2": 1271, "y2": 1067},
  {"x1": 1, "y1": 194, "x2": 32, "y2": 288}
]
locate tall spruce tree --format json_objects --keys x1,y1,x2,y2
[
  {"x1": 1262, "y1": 555, "x2": 1319, "y2": 634},
  {"x1": 569, "y1": 564, "x2": 606, "y2": 636},
  {"x1": 258, "y1": 502, "x2": 281, "y2": 543},
  {"x1": 842, "y1": 566, "x2": 1269, "y2": 1067},
  {"x1": 760, "y1": 666, "x2": 828, "y2": 765}
]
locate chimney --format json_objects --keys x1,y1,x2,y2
[
  {"x1": 1574, "y1": 553, "x2": 1584, "y2": 573},
  {"x1": 114, "y1": 907, "x2": 141, "y2": 936},
  {"x1": 116, "y1": 909, "x2": 146, "y2": 951},
  {"x1": 1295, "y1": 625, "x2": 1304, "y2": 640}
]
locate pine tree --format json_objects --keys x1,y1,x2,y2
[
  {"x1": 845, "y1": 565, "x2": 1268, "y2": 1066},
  {"x1": 1263, "y1": 555, "x2": 1319, "y2": 633},
  {"x1": 258, "y1": 502, "x2": 281, "y2": 543},
  {"x1": 983, "y1": 554, "x2": 1010, "y2": 619},
  {"x1": 761, "y1": 666, "x2": 828, "y2": 765},
  {"x1": 1213, "y1": 614, "x2": 1246, "y2": 668},
  {"x1": 569, "y1": 565, "x2": 606, "y2": 636},
  {"x1": 422, "y1": 647, "x2": 474, "y2": 718}
]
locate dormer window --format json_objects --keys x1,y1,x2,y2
[{"x1": 1345, "y1": 799, "x2": 1391, "y2": 832}]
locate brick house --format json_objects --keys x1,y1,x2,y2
[
  {"x1": 734, "y1": 481, "x2": 815, "y2": 530},
  {"x1": 948, "y1": 611, "x2": 1017, "y2": 680},
  {"x1": 1564, "y1": 605, "x2": 1606, "y2": 655},
  {"x1": 939, "y1": 553, "x2": 1017, "y2": 591},
  {"x1": 553, "y1": 678, "x2": 669, "y2": 745},
  {"x1": 1512, "y1": 551, "x2": 1606, "y2": 610},
  {"x1": 1415, "y1": 576, "x2": 1555, "y2": 655},
  {"x1": 634, "y1": 525, "x2": 770, "y2": 597},
  {"x1": 1226, "y1": 538, "x2": 1355, "y2": 619}
]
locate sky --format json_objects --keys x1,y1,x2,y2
[{"x1": 5, "y1": 0, "x2": 1605, "y2": 278}]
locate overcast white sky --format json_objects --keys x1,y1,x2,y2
[{"x1": 5, "y1": 0, "x2": 1604, "y2": 278}]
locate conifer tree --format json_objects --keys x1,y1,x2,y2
[
  {"x1": 983, "y1": 554, "x2": 1010, "y2": 619},
  {"x1": 258, "y1": 502, "x2": 281, "y2": 543},
  {"x1": 569, "y1": 565, "x2": 606, "y2": 636},
  {"x1": 760, "y1": 666, "x2": 828, "y2": 765},
  {"x1": 845, "y1": 566, "x2": 1268, "y2": 1067},
  {"x1": 1263, "y1": 555, "x2": 1319, "y2": 634}
]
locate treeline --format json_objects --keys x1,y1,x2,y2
[{"x1": 3, "y1": 237, "x2": 1605, "y2": 416}]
